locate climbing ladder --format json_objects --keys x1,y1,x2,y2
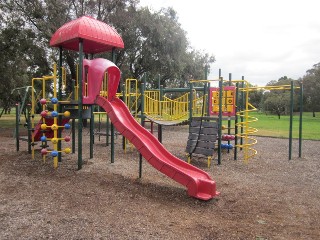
[{"x1": 186, "y1": 117, "x2": 218, "y2": 167}]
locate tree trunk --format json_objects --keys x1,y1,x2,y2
[{"x1": 313, "y1": 111, "x2": 316, "y2": 117}]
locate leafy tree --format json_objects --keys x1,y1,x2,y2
[
  {"x1": 263, "y1": 91, "x2": 290, "y2": 118},
  {"x1": 261, "y1": 76, "x2": 300, "y2": 118},
  {"x1": 1, "y1": 0, "x2": 214, "y2": 104},
  {"x1": 109, "y1": 6, "x2": 214, "y2": 88},
  {"x1": 0, "y1": 15, "x2": 49, "y2": 113},
  {"x1": 300, "y1": 63, "x2": 320, "y2": 117},
  {"x1": 248, "y1": 89, "x2": 264, "y2": 110}
]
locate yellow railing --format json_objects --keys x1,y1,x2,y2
[
  {"x1": 99, "y1": 72, "x2": 108, "y2": 97},
  {"x1": 144, "y1": 91, "x2": 190, "y2": 121},
  {"x1": 191, "y1": 94, "x2": 208, "y2": 117},
  {"x1": 144, "y1": 91, "x2": 160, "y2": 117},
  {"x1": 125, "y1": 79, "x2": 139, "y2": 116}
]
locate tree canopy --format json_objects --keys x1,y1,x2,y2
[
  {"x1": 0, "y1": 0, "x2": 214, "y2": 99},
  {"x1": 300, "y1": 63, "x2": 320, "y2": 116}
]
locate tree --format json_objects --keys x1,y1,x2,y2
[
  {"x1": 109, "y1": 6, "x2": 214, "y2": 88},
  {"x1": 301, "y1": 63, "x2": 320, "y2": 117},
  {"x1": 261, "y1": 76, "x2": 299, "y2": 118},
  {"x1": 0, "y1": 14, "x2": 50, "y2": 113},
  {"x1": 0, "y1": 0, "x2": 214, "y2": 102},
  {"x1": 263, "y1": 91, "x2": 290, "y2": 119},
  {"x1": 249, "y1": 89, "x2": 264, "y2": 110}
]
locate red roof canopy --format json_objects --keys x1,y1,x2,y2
[{"x1": 50, "y1": 16, "x2": 124, "y2": 54}]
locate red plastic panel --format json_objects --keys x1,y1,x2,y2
[
  {"x1": 82, "y1": 58, "x2": 121, "y2": 104},
  {"x1": 50, "y1": 16, "x2": 124, "y2": 54}
]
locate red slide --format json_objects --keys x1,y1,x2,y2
[{"x1": 96, "y1": 96, "x2": 219, "y2": 200}]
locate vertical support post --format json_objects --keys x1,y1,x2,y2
[
  {"x1": 234, "y1": 82, "x2": 239, "y2": 160},
  {"x1": 58, "y1": 47, "x2": 63, "y2": 163},
  {"x1": 203, "y1": 82, "x2": 208, "y2": 117},
  {"x1": 139, "y1": 81, "x2": 146, "y2": 178},
  {"x1": 298, "y1": 82, "x2": 303, "y2": 158},
  {"x1": 27, "y1": 105, "x2": 32, "y2": 154},
  {"x1": 98, "y1": 109, "x2": 101, "y2": 142},
  {"x1": 90, "y1": 106, "x2": 94, "y2": 159},
  {"x1": 158, "y1": 74, "x2": 161, "y2": 90},
  {"x1": 289, "y1": 80, "x2": 294, "y2": 160},
  {"x1": 71, "y1": 79, "x2": 76, "y2": 153},
  {"x1": 78, "y1": 39, "x2": 84, "y2": 170},
  {"x1": 205, "y1": 65, "x2": 209, "y2": 116},
  {"x1": 227, "y1": 73, "x2": 232, "y2": 153},
  {"x1": 72, "y1": 119, "x2": 75, "y2": 153},
  {"x1": 16, "y1": 103, "x2": 20, "y2": 151},
  {"x1": 240, "y1": 77, "x2": 245, "y2": 149},
  {"x1": 106, "y1": 116, "x2": 109, "y2": 146},
  {"x1": 189, "y1": 83, "x2": 193, "y2": 121},
  {"x1": 111, "y1": 122, "x2": 115, "y2": 163},
  {"x1": 122, "y1": 83, "x2": 126, "y2": 150},
  {"x1": 110, "y1": 48, "x2": 116, "y2": 163},
  {"x1": 218, "y1": 74, "x2": 223, "y2": 165},
  {"x1": 158, "y1": 124, "x2": 162, "y2": 143},
  {"x1": 160, "y1": 84, "x2": 164, "y2": 117}
]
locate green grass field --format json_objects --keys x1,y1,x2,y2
[
  {"x1": 234, "y1": 111, "x2": 320, "y2": 140},
  {"x1": 1, "y1": 108, "x2": 319, "y2": 140}
]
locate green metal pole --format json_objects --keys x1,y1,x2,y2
[
  {"x1": 205, "y1": 65, "x2": 209, "y2": 116},
  {"x1": 189, "y1": 83, "x2": 193, "y2": 121},
  {"x1": 111, "y1": 123, "x2": 114, "y2": 163},
  {"x1": 234, "y1": 82, "x2": 239, "y2": 160},
  {"x1": 111, "y1": 48, "x2": 116, "y2": 163},
  {"x1": 227, "y1": 73, "x2": 232, "y2": 153},
  {"x1": 15, "y1": 103, "x2": 20, "y2": 151},
  {"x1": 71, "y1": 79, "x2": 76, "y2": 153},
  {"x1": 218, "y1": 72, "x2": 223, "y2": 165},
  {"x1": 299, "y1": 82, "x2": 303, "y2": 158},
  {"x1": 98, "y1": 107, "x2": 101, "y2": 142},
  {"x1": 58, "y1": 47, "x2": 63, "y2": 163},
  {"x1": 240, "y1": 77, "x2": 245, "y2": 149},
  {"x1": 90, "y1": 106, "x2": 94, "y2": 159},
  {"x1": 139, "y1": 81, "x2": 146, "y2": 178},
  {"x1": 158, "y1": 74, "x2": 161, "y2": 90},
  {"x1": 78, "y1": 39, "x2": 84, "y2": 170},
  {"x1": 27, "y1": 105, "x2": 31, "y2": 154},
  {"x1": 122, "y1": 83, "x2": 126, "y2": 150},
  {"x1": 106, "y1": 116, "x2": 109, "y2": 146},
  {"x1": 160, "y1": 84, "x2": 164, "y2": 118},
  {"x1": 72, "y1": 119, "x2": 75, "y2": 153},
  {"x1": 289, "y1": 80, "x2": 294, "y2": 160}
]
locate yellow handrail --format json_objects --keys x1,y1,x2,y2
[
  {"x1": 125, "y1": 79, "x2": 139, "y2": 116},
  {"x1": 144, "y1": 91, "x2": 190, "y2": 121}
]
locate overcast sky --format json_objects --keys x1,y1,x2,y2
[{"x1": 139, "y1": 0, "x2": 320, "y2": 86}]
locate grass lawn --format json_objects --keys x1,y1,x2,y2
[{"x1": 238, "y1": 111, "x2": 320, "y2": 140}]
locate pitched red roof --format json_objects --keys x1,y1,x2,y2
[{"x1": 50, "y1": 16, "x2": 124, "y2": 53}]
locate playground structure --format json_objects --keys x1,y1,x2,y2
[
  {"x1": 15, "y1": 16, "x2": 221, "y2": 200},
  {"x1": 14, "y1": 16, "x2": 304, "y2": 200}
]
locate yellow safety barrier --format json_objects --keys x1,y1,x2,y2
[
  {"x1": 191, "y1": 94, "x2": 208, "y2": 117},
  {"x1": 125, "y1": 79, "x2": 139, "y2": 117},
  {"x1": 144, "y1": 92, "x2": 190, "y2": 121}
]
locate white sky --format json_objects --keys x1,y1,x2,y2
[{"x1": 139, "y1": 0, "x2": 320, "y2": 86}]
